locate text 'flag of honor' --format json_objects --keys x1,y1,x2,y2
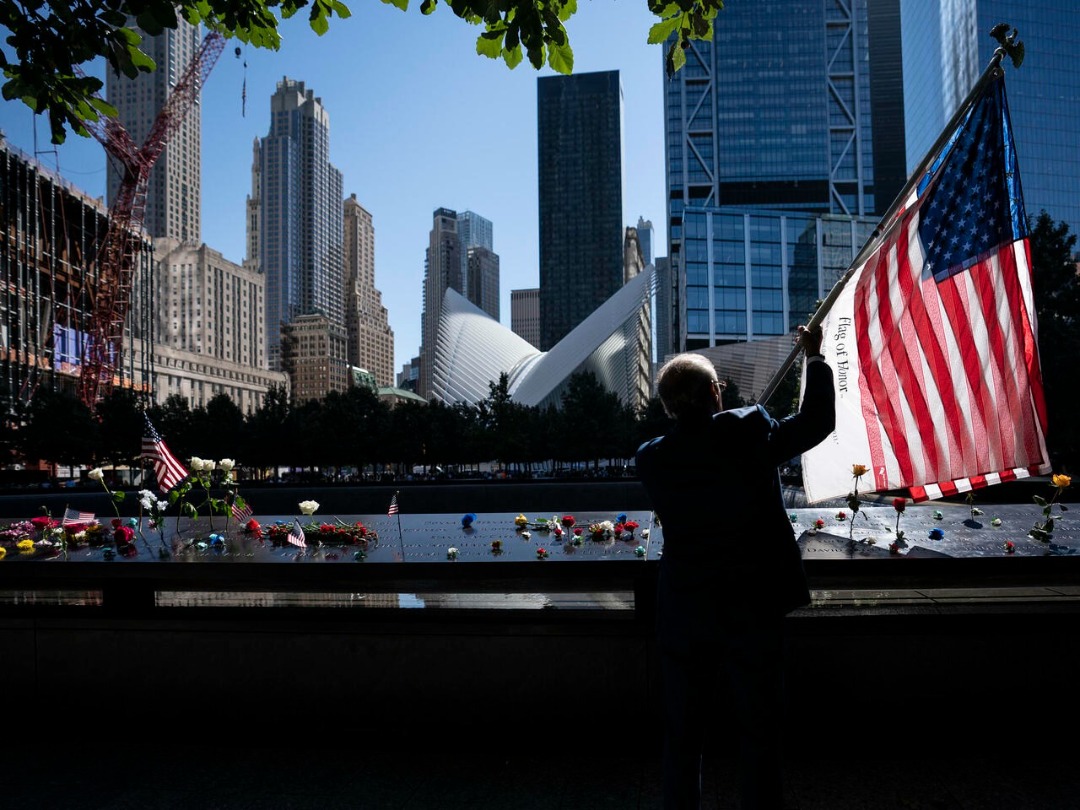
[{"x1": 802, "y1": 74, "x2": 1049, "y2": 503}]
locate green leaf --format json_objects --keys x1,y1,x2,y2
[
  {"x1": 647, "y1": 16, "x2": 681, "y2": 45},
  {"x1": 548, "y1": 41, "x2": 573, "y2": 74},
  {"x1": 502, "y1": 44, "x2": 523, "y2": 69},
  {"x1": 113, "y1": 491, "x2": 126, "y2": 502},
  {"x1": 558, "y1": 0, "x2": 577, "y2": 22},
  {"x1": 1034, "y1": 495, "x2": 1048, "y2": 507},
  {"x1": 665, "y1": 39, "x2": 686, "y2": 75},
  {"x1": 1045, "y1": 517, "x2": 1056, "y2": 533},
  {"x1": 420, "y1": 0, "x2": 437, "y2": 14},
  {"x1": 379, "y1": 0, "x2": 409, "y2": 10},
  {"x1": 476, "y1": 30, "x2": 505, "y2": 59}
]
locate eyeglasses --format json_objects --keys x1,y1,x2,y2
[{"x1": 711, "y1": 379, "x2": 728, "y2": 391}]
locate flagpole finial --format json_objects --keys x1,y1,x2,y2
[{"x1": 990, "y1": 23, "x2": 1024, "y2": 69}]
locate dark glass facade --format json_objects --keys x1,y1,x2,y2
[
  {"x1": 662, "y1": 0, "x2": 891, "y2": 354},
  {"x1": 537, "y1": 71, "x2": 624, "y2": 351},
  {"x1": 902, "y1": 1, "x2": 1080, "y2": 233}
]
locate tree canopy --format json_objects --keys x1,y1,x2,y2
[{"x1": 1, "y1": 0, "x2": 725, "y2": 144}]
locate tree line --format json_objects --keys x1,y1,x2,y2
[{"x1": 8, "y1": 370, "x2": 763, "y2": 481}]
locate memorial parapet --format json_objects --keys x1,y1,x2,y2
[{"x1": 1, "y1": 503, "x2": 1078, "y2": 612}]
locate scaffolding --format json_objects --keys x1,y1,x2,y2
[{"x1": 0, "y1": 139, "x2": 154, "y2": 419}]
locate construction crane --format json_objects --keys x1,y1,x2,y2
[{"x1": 76, "y1": 30, "x2": 226, "y2": 411}]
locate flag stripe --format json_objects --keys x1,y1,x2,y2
[{"x1": 801, "y1": 75, "x2": 1050, "y2": 504}]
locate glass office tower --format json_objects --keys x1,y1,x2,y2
[{"x1": 902, "y1": 0, "x2": 1080, "y2": 232}]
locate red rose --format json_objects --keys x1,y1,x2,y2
[
  {"x1": 31, "y1": 516, "x2": 54, "y2": 529},
  {"x1": 625, "y1": 521, "x2": 639, "y2": 532},
  {"x1": 63, "y1": 522, "x2": 86, "y2": 534},
  {"x1": 245, "y1": 518, "x2": 261, "y2": 532},
  {"x1": 614, "y1": 523, "x2": 625, "y2": 534},
  {"x1": 111, "y1": 518, "x2": 122, "y2": 529},
  {"x1": 814, "y1": 518, "x2": 825, "y2": 529},
  {"x1": 573, "y1": 527, "x2": 583, "y2": 536},
  {"x1": 118, "y1": 542, "x2": 137, "y2": 557},
  {"x1": 893, "y1": 498, "x2": 907, "y2": 512},
  {"x1": 562, "y1": 516, "x2": 576, "y2": 527},
  {"x1": 113, "y1": 526, "x2": 135, "y2": 543}
]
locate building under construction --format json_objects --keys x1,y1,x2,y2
[{"x1": 0, "y1": 138, "x2": 154, "y2": 420}]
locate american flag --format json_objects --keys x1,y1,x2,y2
[
  {"x1": 63, "y1": 508, "x2": 95, "y2": 526},
  {"x1": 387, "y1": 492, "x2": 399, "y2": 516},
  {"x1": 141, "y1": 414, "x2": 189, "y2": 494},
  {"x1": 287, "y1": 518, "x2": 306, "y2": 548},
  {"x1": 803, "y1": 75, "x2": 1049, "y2": 503},
  {"x1": 231, "y1": 500, "x2": 253, "y2": 523}
]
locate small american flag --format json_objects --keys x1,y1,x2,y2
[
  {"x1": 231, "y1": 500, "x2": 253, "y2": 523},
  {"x1": 63, "y1": 508, "x2": 95, "y2": 526},
  {"x1": 287, "y1": 519, "x2": 306, "y2": 548},
  {"x1": 387, "y1": 492, "x2": 399, "y2": 517},
  {"x1": 142, "y1": 414, "x2": 189, "y2": 494}
]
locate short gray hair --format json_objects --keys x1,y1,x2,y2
[{"x1": 656, "y1": 353, "x2": 722, "y2": 419}]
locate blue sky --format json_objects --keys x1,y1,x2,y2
[{"x1": 0, "y1": 1, "x2": 668, "y2": 374}]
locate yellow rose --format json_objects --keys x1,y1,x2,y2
[
  {"x1": 1052, "y1": 473, "x2": 1072, "y2": 489},
  {"x1": 0, "y1": 547, "x2": 6, "y2": 560},
  {"x1": 16, "y1": 538, "x2": 34, "y2": 550},
  {"x1": 514, "y1": 514, "x2": 529, "y2": 527},
  {"x1": 852, "y1": 464, "x2": 869, "y2": 478}
]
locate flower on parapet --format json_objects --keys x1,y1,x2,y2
[
  {"x1": 1053, "y1": 474, "x2": 1072, "y2": 489},
  {"x1": 789, "y1": 513, "x2": 798, "y2": 523},
  {"x1": 0, "y1": 547, "x2": 6, "y2": 560},
  {"x1": 491, "y1": 540, "x2": 502, "y2": 553},
  {"x1": 514, "y1": 514, "x2": 529, "y2": 528},
  {"x1": 298, "y1": 500, "x2": 319, "y2": 516},
  {"x1": 928, "y1": 528, "x2": 945, "y2": 540},
  {"x1": 88, "y1": 468, "x2": 104, "y2": 482},
  {"x1": 624, "y1": 520, "x2": 639, "y2": 534},
  {"x1": 521, "y1": 531, "x2": 531, "y2": 540},
  {"x1": 933, "y1": 510, "x2": 943, "y2": 520},
  {"x1": 447, "y1": 547, "x2": 458, "y2": 560},
  {"x1": 209, "y1": 533, "x2": 225, "y2": 547},
  {"x1": 461, "y1": 513, "x2": 476, "y2": 529},
  {"x1": 573, "y1": 527, "x2": 583, "y2": 536},
  {"x1": 30, "y1": 516, "x2": 58, "y2": 530},
  {"x1": 852, "y1": 464, "x2": 869, "y2": 478},
  {"x1": 17, "y1": 538, "x2": 34, "y2": 551},
  {"x1": 218, "y1": 458, "x2": 235, "y2": 474},
  {"x1": 641, "y1": 528, "x2": 650, "y2": 539},
  {"x1": 889, "y1": 542, "x2": 901, "y2": 555},
  {"x1": 814, "y1": 518, "x2": 825, "y2": 529},
  {"x1": 617, "y1": 513, "x2": 628, "y2": 523},
  {"x1": 893, "y1": 498, "x2": 907, "y2": 513},
  {"x1": 1004, "y1": 540, "x2": 1016, "y2": 554},
  {"x1": 971, "y1": 507, "x2": 984, "y2": 516},
  {"x1": 536, "y1": 547, "x2": 549, "y2": 559},
  {"x1": 991, "y1": 517, "x2": 1002, "y2": 527},
  {"x1": 189, "y1": 457, "x2": 205, "y2": 472},
  {"x1": 562, "y1": 515, "x2": 576, "y2": 527},
  {"x1": 113, "y1": 526, "x2": 135, "y2": 544},
  {"x1": 553, "y1": 526, "x2": 564, "y2": 539},
  {"x1": 835, "y1": 511, "x2": 847, "y2": 521},
  {"x1": 634, "y1": 545, "x2": 646, "y2": 558}
]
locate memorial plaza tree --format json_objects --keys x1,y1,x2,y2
[{"x1": 1, "y1": 0, "x2": 724, "y2": 144}]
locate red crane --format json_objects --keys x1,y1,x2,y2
[{"x1": 76, "y1": 30, "x2": 226, "y2": 410}]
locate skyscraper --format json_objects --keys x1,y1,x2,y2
[
  {"x1": 105, "y1": 20, "x2": 202, "y2": 243},
  {"x1": 418, "y1": 207, "x2": 498, "y2": 399},
  {"x1": 420, "y1": 208, "x2": 464, "y2": 399},
  {"x1": 900, "y1": 1, "x2": 1080, "y2": 232},
  {"x1": 537, "y1": 70, "x2": 625, "y2": 351},
  {"x1": 662, "y1": 0, "x2": 897, "y2": 355},
  {"x1": 249, "y1": 77, "x2": 345, "y2": 375},
  {"x1": 343, "y1": 194, "x2": 394, "y2": 388}
]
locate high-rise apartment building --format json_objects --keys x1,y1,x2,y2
[
  {"x1": 105, "y1": 20, "x2": 202, "y2": 243},
  {"x1": 511, "y1": 288, "x2": 541, "y2": 349},
  {"x1": 537, "y1": 70, "x2": 625, "y2": 351},
  {"x1": 900, "y1": 1, "x2": 1080, "y2": 232},
  {"x1": 467, "y1": 247, "x2": 500, "y2": 322},
  {"x1": 249, "y1": 77, "x2": 345, "y2": 381},
  {"x1": 418, "y1": 207, "x2": 499, "y2": 398},
  {"x1": 343, "y1": 194, "x2": 394, "y2": 388},
  {"x1": 636, "y1": 217, "x2": 654, "y2": 266},
  {"x1": 420, "y1": 208, "x2": 464, "y2": 399},
  {"x1": 661, "y1": 0, "x2": 902, "y2": 354}
]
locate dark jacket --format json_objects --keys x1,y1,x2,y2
[{"x1": 636, "y1": 360, "x2": 835, "y2": 634}]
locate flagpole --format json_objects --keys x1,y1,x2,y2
[{"x1": 756, "y1": 32, "x2": 1020, "y2": 406}]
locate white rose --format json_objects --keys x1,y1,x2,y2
[
  {"x1": 88, "y1": 468, "x2": 104, "y2": 482},
  {"x1": 298, "y1": 500, "x2": 319, "y2": 515},
  {"x1": 203, "y1": 459, "x2": 217, "y2": 471},
  {"x1": 190, "y1": 456, "x2": 205, "y2": 472},
  {"x1": 218, "y1": 459, "x2": 235, "y2": 473},
  {"x1": 156, "y1": 500, "x2": 169, "y2": 512}
]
